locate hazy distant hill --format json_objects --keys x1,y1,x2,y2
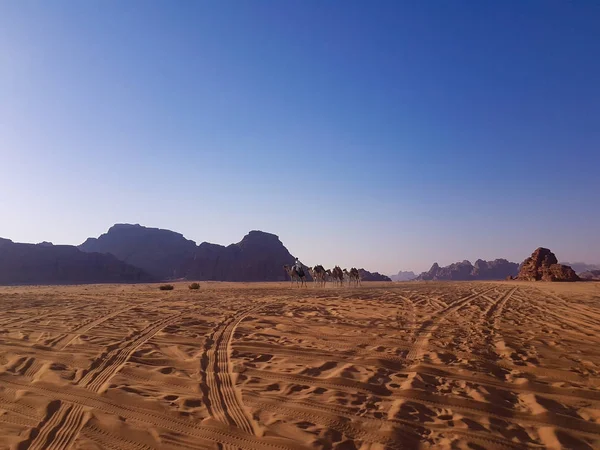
[
  {"x1": 561, "y1": 262, "x2": 600, "y2": 274},
  {"x1": 579, "y1": 270, "x2": 600, "y2": 281},
  {"x1": 0, "y1": 238, "x2": 154, "y2": 285},
  {"x1": 415, "y1": 259, "x2": 519, "y2": 281},
  {"x1": 79, "y1": 224, "x2": 197, "y2": 279},
  {"x1": 390, "y1": 271, "x2": 416, "y2": 281}
]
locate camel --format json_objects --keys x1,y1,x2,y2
[
  {"x1": 283, "y1": 264, "x2": 307, "y2": 287},
  {"x1": 331, "y1": 266, "x2": 344, "y2": 286},
  {"x1": 343, "y1": 267, "x2": 361, "y2": 287},
  {"x1": 311, "y1": 265, "x2": 327, "y2": 287}
]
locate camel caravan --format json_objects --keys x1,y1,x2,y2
[{"x1": 284, "y1": 258, "x2": 361, "y2": 288}]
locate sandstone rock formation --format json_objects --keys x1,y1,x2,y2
[
  {"x1": 357, "y1": 269, "x2": 391, "y2": 282},
  {"x1": 79, "y1": 224, "x2": 197, "y2": 279},
  {"x1": 0, "y1": 239, "x2": 154, "y2": 285},
  {"x1": 180, "y1": 231, "x2": 296, "y2": 282},
  {"x1": 415, "y1": 258, "x2": 519, "y2": 281},
  {"x1": 471, "y1": 259, "x2": 520, "y2": 280},
  {"x1": 516, "y1": 248, "x2": 580, "y2": 282},
  {"x1": 81, "y1": 225, "x2": 305, "y2": 282},
  {"x1": 390, "y1": 270, "x2": 416, "y2": 281}
]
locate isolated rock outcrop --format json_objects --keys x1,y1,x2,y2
[
  {"x1": 357, "y1": 269, "x2": 392, "y2": 282},
  {"x1": 0, "y1": 239, "x2": 154, "y2": 285},
  {"x1": 517, "y1": 248, "x2": 580, "y2": 282}
]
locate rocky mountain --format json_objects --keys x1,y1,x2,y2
[
  {"x1": 180, "y1": 230, "x2": 295, "y2": 281},
  {"x1": 579, "y1": 270, "x2": 600, "y2": 281},
  {"x1": 415, "y1": 258, "x2": 519, "y2": 281},
  {"x1": 80, "y1": 224, "x2": 306, "y2": 282},
  {"x1": 390, "y1": 271, "x2": 416, "y2": 281},
  {"x1": 517, "y1": 248, "x2": 580, "y2": 282},
  {"x1": 471, "y1": 259, "x2": 520, "y2": 280},
  {"x1": 357, "y1": 269, "x2": 392, "y2": 282},
  {"x1": 0, "y1": 238, "x2": 154, "y2": 285},
  {"x1": 561, "y1": 262, "x2": 600, "y2": 274},
  {"x1": 79, "y1": 224, "x2": 197, "y2": 279}
]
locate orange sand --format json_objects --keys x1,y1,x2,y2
[{"x1": 0, "y1": 281, "x2": 599, "y2": 449}]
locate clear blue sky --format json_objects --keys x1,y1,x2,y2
[{"x1": 1, "y1": 1, "x2": 599, "y2": 274}]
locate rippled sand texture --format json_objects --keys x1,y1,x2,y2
[{"x1": 0, "y1": 281, "x2": 599, "y2": 450}]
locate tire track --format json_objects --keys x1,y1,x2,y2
[
  {"x1": 406, "y1": 287, "x2": 496, "y2": 362},
  {"x1": 483, "y1": 287, "x2": 518, "y2": 356},
  {"x1": 245, "y1": 392, "x2": 417, "y2": 448},
  {"x1": 80, "y1": 424, "x2": 154, "y2": 450},
  {"x1": 201, "y1": 305, "x2": 262, "y2": 436},
  {"x1": 27, "y1": 402, "x2": 90, "y2": 450},
  {"x1": 0, "y1": 305, "x2": 81, "y2": 328},
  {"x1": 79, "y1": 313, "x2": 182, "y2": 393},
  {"x1": 484, "y1": 287, "x2": 518, "y2": 320},
  {"x1": 405, "y1": 364, "x2": 600, "y2": 402},
  {"x1": 20, "y1": 312, "x2": 183, "y2": 449},
  {"x1": 245, "y1": 393, "x2": 542, "y2": 450},
  {"x1": 52, "y1": 305, "x2": 134, "y2": 350},
  {"x1": 243, "y1": 368, "x2": 391, "y2": 396},
  {"x1": 387, "y1": 388, "x2": 600, "y2": 438},
  {"x1": 0, "y1": 376, "x2": 307, "y2": 450},
  {"x1": 512, "y1": 293, "x2": 597, "y2": 337}
]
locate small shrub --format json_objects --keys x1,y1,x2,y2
[
  {"x1": 159, "y1": 284, "x2": 174, "y2": 291},
  {"x1": 189, "y1": 282, "x2": 200, "y2": 290}
]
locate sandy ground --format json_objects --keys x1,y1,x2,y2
[{"x1": 0, "y1": 281, "x2": 599, "y2": 450}]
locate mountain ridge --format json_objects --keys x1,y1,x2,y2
[
  {"x1": 415, "y1": 258, "x2": 519, "y2": 281},
  {"x1": 0, "y1": 238, "x2": 154, "y2": 285}
]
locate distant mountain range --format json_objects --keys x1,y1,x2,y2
[
  {"x1": 390, "y1": 271, "x2": 417, "y2": 281},
  {"x1": 0, "y1": 238, "x2": 154, "y2": 285},
  {"x1": 2, "y1": 224, "x2": 596, "y2": 285},
  {"x1": 0, "y1": 224, "x2": 388, "y2": 285},
  {"x1": 561, "y1": 262, "x2": 600, "y2": 274},
  {"x1": 415, "y1": 259, "x2": 519, "y2": 281},
  {"x1": 80, "y1": 225, "x2": 298, "y2": 282},
  {"x1": 579, "y1": 270, "x2": 600, "y2": 281}
]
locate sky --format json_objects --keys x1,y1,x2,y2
[{"x1": 1, "y1": 1, "x2": 599, "y2": 274}]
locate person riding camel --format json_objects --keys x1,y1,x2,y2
[{"x1": 293, "y1": 257, "x2": 305, "y2": 277}]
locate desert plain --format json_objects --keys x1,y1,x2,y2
[{"x1": 0, "y1": 281, "x2": 599, "y2": 450}]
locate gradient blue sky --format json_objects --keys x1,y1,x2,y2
[{"x1": 1, "y1": 1, "x2": 599, "y2": 274}]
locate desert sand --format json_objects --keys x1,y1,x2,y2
[{"x1": 0, "y1": 281, "x2": 599, "y2": 450}]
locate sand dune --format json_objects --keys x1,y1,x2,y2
[{"x1": 0, "y1": 281, "x2": 599, "y2": 449}]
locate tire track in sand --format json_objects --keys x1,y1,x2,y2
[
  {"x1": 26, "y1": 402, "x2": 90, "y2": 450},
  {"x1": 483, "y1": 287, "x2": 518, "y2": 356},
  {"x1": 1, "y1": 376, "x2": 306, "y2": 450},
  {"x1": 200, "y1": 305, "x2": 262, "y2": 436},
  {"x1": 0, "y1": 304, "x2": 81, "y2": 328},
  {"x1": 51, "y1": 305, "x2": 134, "y2": 350},
  {"x1": 406, "y1": 287, "x2": 496, "y2": 362},
  {"x1": 22, "y1": 313, "x2": 182, "y2": 450},
  {"x1": 79, "y1": 312, "x2": 182, "y2": 393}
]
